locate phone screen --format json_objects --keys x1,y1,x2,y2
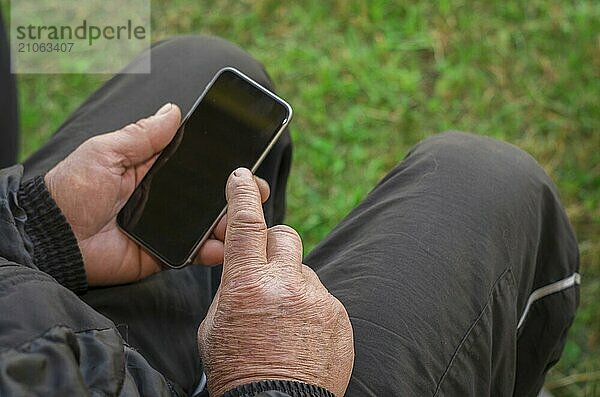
[{"x1": 117, "y1": 69, "x2": 291, "y2": 267}]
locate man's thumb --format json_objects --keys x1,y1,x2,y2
[{"x1": 100, "y1": 103, "x2": 181, "y2": 167}]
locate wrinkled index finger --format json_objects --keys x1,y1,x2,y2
[{"x1": 223, "y1": 168, "x2": 268, "y2": 278}]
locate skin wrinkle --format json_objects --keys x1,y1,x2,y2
[
  {"x1": 204, "y1": 280, "x2": 351, "y2": 392},
  {"x1": 40, "y1": 104, "x2": 243, "y2": 286},
  {"x1": 198, "y1": 168, "x2": 354, "y2": 397},
  {"x1": 206, "y1": 326, "x2": 334, "y2": 387}
]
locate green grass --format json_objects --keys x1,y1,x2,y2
[{"x1": 3, "y1": 0, "x2": 599, "y2": 395}]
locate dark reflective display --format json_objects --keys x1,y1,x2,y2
[{"x1": 118, "y1": 69, "x2": 290, "y2": 266}]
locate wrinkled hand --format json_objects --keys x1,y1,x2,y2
[
  {"x1": 45, "y1": 104, "x2": 270, "y2": 286},
  {"x1": 197, "y1": 168, "x2": 354, "y2": 397}
]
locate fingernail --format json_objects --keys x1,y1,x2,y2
[
  {"x1": 155, "y1": 103, "x2": 172, "y2": 116},
  {"x1": 233, "y1": 167, "x2": 251, "y2": 179}
]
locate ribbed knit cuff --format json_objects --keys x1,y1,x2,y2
[
  {"x1": 222, "y1": 380, "x2": 335, "y2": 397},
  {"x1": 18, "y1": 176, "x2": 87, "y2": 294}
]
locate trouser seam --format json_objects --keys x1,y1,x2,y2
[{"x1": 432, "y1": 267, "x2": 514, "y2": 396}]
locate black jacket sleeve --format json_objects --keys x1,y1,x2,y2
[
  {"x1": 221, "y1": 380, "x2": 335, "y2": 397},
  {"x1": 0, "y1": 165, "x2": 185, "y2": 396},
  {"x1": 18, "y1": 174, "x2": 88, "y2": 293},
  {"x1": 0, "y1": 166, "x2": 87, "y2": 293},
  {"x1": 0, "y1": 165, "x2": 336, "y2": 397}
]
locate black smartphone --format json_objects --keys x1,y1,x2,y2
[{"x1": 117, "y1": 67, "x2": 293, "y2": 268}]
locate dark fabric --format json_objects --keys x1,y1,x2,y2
[
  {"x1": 20, "y1": 37, "x2": 292, "y2": 227},
  {"x1": 0, "y1": 36, "x2": 298, "y2": 397},
  {"x1": 0, "y1": 165, "x2": 34, "y2": 267},
  {"x1": 0, "y1": 163, "x2": 185, "y2": 396},
  {"x1": 0, "y1": 34, "x2": 579, "y2": 397},
  {"x1": 18, "y1": 175, "x2": 87, "y2": 294},
  {"x1": 0, "y1": 325, "x2": 182, "y2": 396},
  {"x1": 304, "y1": 132, "x2": 579, "y2": 396},
  {"x1": 18, "y1": 36, "x2": 294, "y2": 395},
  {"x1": 0, "y1": 8, "x2": 19, "y2": 168},
  {"x1": 222, "y1": 380, "x2": 335, "y2": 397}
]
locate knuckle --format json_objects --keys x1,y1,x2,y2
[
  {"x1": 269, "y1": 225, "x2": 303, "y2": 257},
  {"x1": 226, "y1": 235, "x2": 265, "y2": 261},
  {"x1": 235, "y1": 183, "x2": 258, "y2": 197},
  {"x1": 270, "y1": 224, "x2": 300, "y2": 241},
  {"x1": 322, "y1": 294, "x2": 351, "y2": 327},
  {"x1": 229, "y1": 208, "x2": 265, "y2": 229},
  {"x1": 224, "y1": 241, "x2": 266, "y2": 267},
  {"x1": 330, "y1": 297, "x2": 352, "y2": 330},
  {"x1": 230, "y1": 185, "x2": 258, "y2": 203},
  {"x1": 83, "y1": 135, "x2": 105, "y2": 151},
  {"x1": 254, "y1": 276, "x2": 302, "y2": 305},
  {"x1": 85, "y1": 135, "x2": 100, "y2": 146},
  {"x1": 332, "y1": 296, "x2": 349, "y2": 318},
  {"x1": 227, "y1": 176, "x2": 256, "y2": 195},
  {"x1": 133, "y1": 118, "x2": 151, "y2": 132},
  {"x1": 124, "y1": 121, "x2": 153, "y2": 144},
  {"x1": 81, "y1": 136, "x2": 114, "y2": 160},
  {"x1": 197, "y1": 324, "x2": 210, "y2": 355},
  {"x1": 121, "y1": 121, "x2": 145, "y2": 135},
  {"x1": 301, "y1": 263, "x2": 316, "y2": 276},
  {"x1": 302, "y1": 264, "x2": 321, "y2": 283}
]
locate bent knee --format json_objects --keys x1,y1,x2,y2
[
  {"x1": 378, "y1": 131, "x2": 558, "y2": 206},
  {"x1": 417, "y1": 131, "x2": 533, "y2": 165},
  {"x1": 153, "y1": 35, "x2": 240, "y2": 56},
  {"x1": 150, "y1": 35, "x2": 273, "y2": 88},
  {"x1": 412, "y1": 131, "x2": 550, "y2": 185}
]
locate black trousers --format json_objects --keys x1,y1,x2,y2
[
  {"x1": 5, "y1": 36, "x2": 579, "y2": 396},
  {"x1": 0, "y1": 7, "x2": 18, "y2": 169}
]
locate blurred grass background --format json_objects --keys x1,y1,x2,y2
[{"x1": 2, "y1": 0, "x2": 598, "y2": 395}]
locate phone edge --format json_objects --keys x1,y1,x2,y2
[
  {"x1": 181, "y1": 67, "x2": 293, "y2": 267},
  {"x1": 116, "y1": 66, "x2": 293, "y2": 269}
]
